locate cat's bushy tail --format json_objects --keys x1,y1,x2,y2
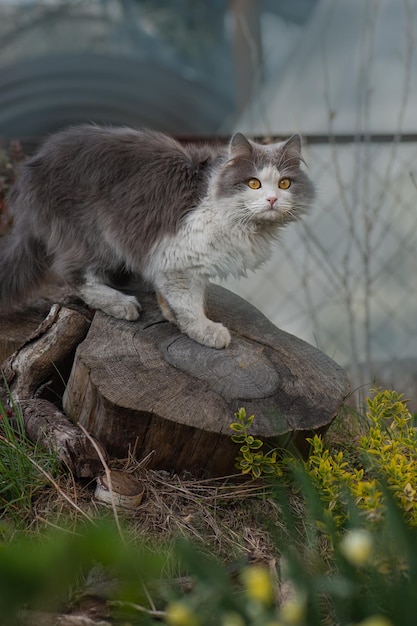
[{"x1": 0, "y1": 230, "x2": 49, "y2": 311}]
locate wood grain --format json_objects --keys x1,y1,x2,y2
[{"x1": 64, "y1": 285, "x2": 350, "y2": 476}]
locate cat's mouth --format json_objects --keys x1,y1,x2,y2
[
  {"x1": 253, "y1": 205, "x2": 297, "y2": 226},
  {"x1": 256, "y1": 207, "x2": 282, "y2": 220}
]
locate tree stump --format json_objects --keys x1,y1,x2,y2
[{"x1": 64, "y1": 285, "x2": 350, "y2": 476}]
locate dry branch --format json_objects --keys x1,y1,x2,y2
[
  {"x1": 1, "y1": 303, "x2": 104, "y2": 478},
  {"x1": 2, "y1": 304, "x2": 88, "y2": 400}
]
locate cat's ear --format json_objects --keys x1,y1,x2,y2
[
  {"x1": 229, "y1": 133, "x2": 253, "y2": 160},
  {"x1": 280, "y1": 134, "x2": 303, "y2": 166}
]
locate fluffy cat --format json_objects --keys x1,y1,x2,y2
[{"x1": 0, "y1": 125, "x2": 314, "y2": 348}]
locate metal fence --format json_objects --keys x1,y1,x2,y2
[{"x1": 220, "y1": 135, "x2": 417, "y2": 407}]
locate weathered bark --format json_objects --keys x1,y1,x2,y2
[
  {"x1": 1, "y1": 304, "x2": 104, "y2": 477},
  {"x1": 64, "y1": 285, "x2": 350, "y2": 476},
  {"x1": 3, "y1": 304, "x2": 89, "y2": 400},
  {"x1": 21, "y1": 398, "x2": 105, "y2": 478}
]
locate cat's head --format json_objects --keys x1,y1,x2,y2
[{"x1": 214, "y1": 133, "x2": 315, "y2": 228}]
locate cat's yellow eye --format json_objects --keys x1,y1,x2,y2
[
  {"x1": 248, "y1": 178, "x2": 261, "y2": 190},
  {"x1": 278, "y1": 178, "x2": 291, "y2": 190}
]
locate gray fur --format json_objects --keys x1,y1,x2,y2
[{"x1": 0, "y1": 124, "x2": 315, "y2": 347}]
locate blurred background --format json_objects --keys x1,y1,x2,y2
[{"x1": 0, "y1": 0, "x2": 416, "y2": 406}]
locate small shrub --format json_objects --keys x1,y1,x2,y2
[
  {"x1": 360, "y1": 389, "x2": 417, "y2": 520},
  {"x1": 230, "y1": 390, "x2": 417, "y2": 528},
  {"x1": 230, "y1": 408, "x2": 283, "y2": 479},
  {"x1": 306, "y1": 389, "x2": 417, "y2": 527}
]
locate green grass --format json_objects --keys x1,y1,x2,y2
[
  {"x1": 0, "y1": 391, "x2": 60, "y2": 530},
  {"x1": 1, "y1": 389, "x2": 417, "y2": 625}
]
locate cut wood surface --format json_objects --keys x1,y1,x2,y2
[{"x1": 64, "y1": 284, "x2": 350, "y2": 476}]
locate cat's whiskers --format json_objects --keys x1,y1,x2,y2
[{"x1": 283, "y1": 203, "x2": 305, "y2": 222}]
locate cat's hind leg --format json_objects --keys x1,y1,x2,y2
[{"x1": 78, "y1": 272, "x2": 141, "y2": 321}]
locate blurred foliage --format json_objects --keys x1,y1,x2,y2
[
  {"x1": 2, "y1": 380, "x2": 417, "y2": 624},
  {"x1": 1, "y1": 477, "x2": 417, "y2": 625},
  {"x1": 269, "y1": 474, "x2": 417, "y2": 626},
  {"x1": 0, "y1": 521, "x2": 167, "y2": 624}
]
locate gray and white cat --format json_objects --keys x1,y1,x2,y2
[{"x1": 0, "y1": 125, "x2": 314, "y2": 348}]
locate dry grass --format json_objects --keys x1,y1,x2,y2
[
  {"x1": 26, "y1": 454, "x2": 292, "y2": 566},
  {"x1": 131, "y1": 469, "x2": 280, "y2": 559}
]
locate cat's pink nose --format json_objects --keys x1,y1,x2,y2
[{"x1": 267, "y1": 196, "x2": 277, "y2": 207}]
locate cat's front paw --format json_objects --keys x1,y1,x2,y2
[
  {"x1": 190, "y1": 321, "x2": 231, "y2": 349},
  {"x1": 105, "y1": 295, "x2": 142, "y2": 321}
]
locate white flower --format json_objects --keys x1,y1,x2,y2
[{"x1": 340, "y1": 529, "x2": 373, "y2": 566}]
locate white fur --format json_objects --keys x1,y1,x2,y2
[
  {"x1": 144, "y1": 165, "x2": 292, "y2": 281},
  {"x1": 141, "y1": 166, "x2": 293, "y2": 348}
]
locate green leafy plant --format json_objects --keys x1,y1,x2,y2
[
  {"x1": 361, "y1": 389, "x2": 417, "y2": 520},
  {"x1": 306, "y1": 389, "x2": 417, "y2": 528},
  {"x1": 230, "y1": 407, "x2": 283, "y2": 479}
]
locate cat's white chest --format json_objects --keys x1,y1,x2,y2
[{"x1": 144, "y1": 198, "x2": 273, "y2": 281}]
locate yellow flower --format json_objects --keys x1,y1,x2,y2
[
  {"x1": 241, "y1": 564, "x2": 275, "y2": 606},
  {"x1": 340, "y1": 529, "x2": 373, "y2": 566},
  {"x1": 355, "y1": 615, "x2": 393, "y2": 626},
  {"x1": 165, "y1": 601, "x2": 200, "y2": 626},
  {"x1": 279, "y1": 594, "x2": 306, "y2": 625}
]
